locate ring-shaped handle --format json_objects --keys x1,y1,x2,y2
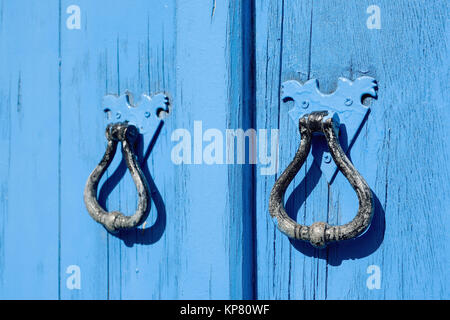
[
  {"x1": 269, "y1": 111, "x2": 374, "y2": 248},
  {"x1": 84, "y1": 122, "x2": 151, "y2": 233}
]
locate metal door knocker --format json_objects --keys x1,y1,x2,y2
[
  {"x1": 84, "y1": 122, "x2": 150, "y2": 233},
  {"x1": 269, "y1": 76, "x2": 377, "y2": 248},
  {"x1": 84, "y1": 92, "x2": 169, "y2": 233}
]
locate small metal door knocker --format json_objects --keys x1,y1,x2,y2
[
  {"x1": 84, "y1": 91, "x2": 169, "y2": 233},
  {"x1": 269, "y1": 111, "x2": 374, "y2": 248},
  {"x1": 84, "y1": 122, "x2": 150, "y2": 233}
]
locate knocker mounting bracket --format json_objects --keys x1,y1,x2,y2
[
  {"x1": 281, "y1": 76, "x2": 377, "y2": 183},
  {"x1": 102, "y1": 91, "x2": 170, "y2": 147}
]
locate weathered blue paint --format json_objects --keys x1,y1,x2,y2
[
  {"x1": 282, "y1": 76, "x2": 377, "y2": 183},
  {"x1": 0, "y1": 0, "x2": 448, "y2": 300},
  {"x1": 255, "y1": 0, "x2": 449, "y2": 300},
  {"x1": 0, "y1": 0, "x2": 256, "y2": 300},
  {"x1": 0, "y1": 1, "x2": 60, "y2": 299}
]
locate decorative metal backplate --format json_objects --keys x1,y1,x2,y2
[
  {"x1": 281, "y1": 76, "x2": 377, "y2": 183},
  {"x1": 102, "y1": 91, "x2": 170, "y2": 147}
]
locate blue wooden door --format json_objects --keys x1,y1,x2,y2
[
  {"x1": 0, "y1": 0, "x2": 448, "y2": 300},
  {"x1": 254, "y1": 0, "x2": 449, "y2": 299},
  {"x1": 0, "y1": 0, "x2": 254, "y2": 300}
]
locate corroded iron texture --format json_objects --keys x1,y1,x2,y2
[
  {"x1": 84, "y1": 122, "x2": 150, "y2": 233},
  {"x1": 269, "y1": 111, "x2": 374, "y2": 248}
]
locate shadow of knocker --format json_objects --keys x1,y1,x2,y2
[
  {"x1": 283, "y1": 161, "x2": 385, "y2": 266},
  {"x1": 84, "y1": 121, "x2": 166, "y2": 247},
  {"x1": 269, "y1": 111, "x2": 385, "y2": 263}
]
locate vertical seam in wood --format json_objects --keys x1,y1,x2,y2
[
  {"x1": 147, "y1": 15, "x2": 151, "y2": 94},
  {"x1": 306, "y1": 1, "x2": 313, "y2": 80},
  {"x1": 276, "y1": 0, "x2": 285, "y2": 134},
  {"x1": 246, "y1": 0, "x2": 258, "y2": 300},
  {"x1": 57, "y1": 0, "x2": 62, "y2": 300},
  {"x1": 273, "y1": 0, "x2": 285, "y2": 299}
]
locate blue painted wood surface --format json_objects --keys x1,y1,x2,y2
[
  {"x1": 0, "y1": 0, "x2": 448, "y2": 300},
  {"x1": 0, "y1": 0, "x2": 255, "y2": 299},
  {"x1": 0, "y1": 1, "x2": 60, "y2": 299},
  {"x1": 255, "y1": 0, "x2": 449, "y2": 299}
]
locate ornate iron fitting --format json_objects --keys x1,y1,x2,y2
[
  {"x1": 269, "y1": 111, "x2": 374, "y2": 248},
  {"x1": 84, "y1": 122, "x2": 150, "y2": 233}
]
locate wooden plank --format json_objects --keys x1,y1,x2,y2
[
  {"x1": 0, "y1": 0, "x2": 60, "y2": 299},
  {"x1": 0, "y1": 0, "x2": 255, "y2": 300},
  {"x1": 60, "y1": 0, "x2": 255, "y2": 299},
  {"x1": 133, "y1": 0, "x2": 254, "y2": 299},
  {"x1": 312, "y1": 0, "x2": 449, "y2": 299},
  {"x1": 105, "y1": 0, "x2": 177, "y2": 300},
  {"x1": 255, "y1": 0, "x2": 329, "y2": 299},
  {"x1": 59, "y1": 0, "x2": 117, "y2": 299},
  {"x1": 255, "y1": 0, "x2": 449, "y2": 299},
  {"x1": 223, "y1": 0, "x2": 256, "y2": 299}
]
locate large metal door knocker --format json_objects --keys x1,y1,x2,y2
[
  {"x1": 84, "y1": 92, "x2": 169, "y2": 233},
  {"x1": 269, "y1": 76, "x2": 377, "y2": 248}
]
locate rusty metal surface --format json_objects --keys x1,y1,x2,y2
[
  {"x1": 269, "y1": 111, "x2": 374, "y2": 248},
  {"x1": 84, "y1": 122, "x2": 151, "y2": 233}
]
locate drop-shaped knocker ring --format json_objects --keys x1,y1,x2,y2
[
  {"x1": 269, "y1": 111, "x2": 374, "y2": 248},
  {"x1": 84, "y1": 122, "x2": 150, "y2": 233}
]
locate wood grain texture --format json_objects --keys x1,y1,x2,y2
[
  {"x1": 255, "y1": 0, "x2": 329, "y2": 300},
  {"x1": 58, "y1": 0, "x2": 254, "y2": 299},
  {"x1": 0, "y1": 0, "x2": 60, "y2": 299},
  {"x1": 0, "y1": 0, "x2": 255, "y2": 299},
  {"x1": 0, "y1": 0, "x2": 448, "y2": 300},
  {"x1": 255, "y1": 0, "x2": 449, "y2": 299},
  {"x1": 170, "y1": 0, "x2": 254, "y2": 299}
]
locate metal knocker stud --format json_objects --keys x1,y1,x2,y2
[
  {"x1": 269, "y1": 111, "x2": 374, "y2": 248},
  {"x1": 84, "y1": 122, "x2": 150, "y2": 233}
]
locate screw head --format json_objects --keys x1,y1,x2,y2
[
  {"x1": 115, "y1": 112, "x2": 122, "y2": 119},
  {"x1": 324, "y1": 153, "x2": 332, "y2": 164},
  {"x1": 144, "y1": 111, "x2": 151, "y2": 118},
  {"x1": 345, "y1": 98, "x2": 353, "y2": 106},
  {"x1": 301, "y1": 100, "x2": 309, "y2": 109}
]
